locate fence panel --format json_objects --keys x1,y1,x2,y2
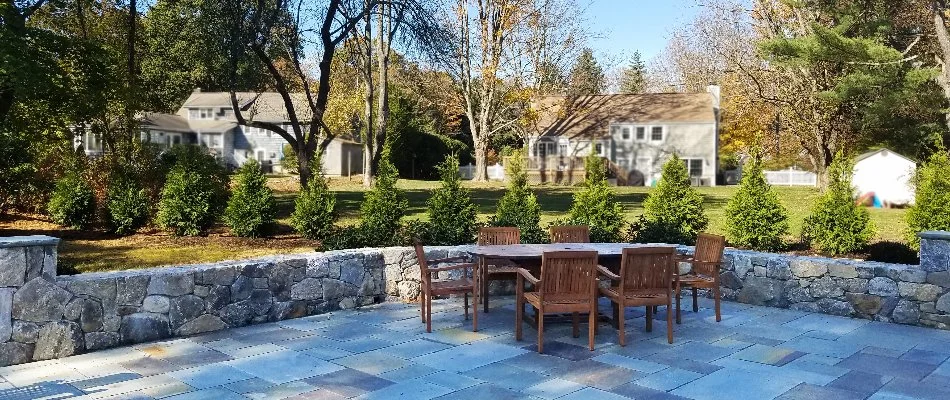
[
  {"x1": 460, "y1": 163, "x2": 505, "y2": 181},
  {"x1": 764, "y1": 169, "x2": 818, "y2": 186}
]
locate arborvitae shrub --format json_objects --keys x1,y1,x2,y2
[
  {"x1": 359, "y1": 159, "x2": 408, "y2": 246},
  {"x1": 635, "y1": 154, "x2": 708, "y2": 244},
  {"x1": 48, "y1": 171, "x2": 96, "y2": 230},
  {"x1": 725, "y1": 152, "x2": 789, "y2": 250},
  {"x1": 906, "y1": 150, "x2": 950, "y2": 248},
  {"x1": 106, "y1": 171, "x2": 150, "y2": 235},
  {"x1": 566, "y1": 153, "x2": 626, "y2": 242},
  {"x1": 489, "y1": 152, "x2": 546, "y2": 243},
  {"x1": 802, "y1": 152, "x2": 874, "y2": 255},
  {"x1": 157, "y1": 149, "x2": 228, "y2": 236},
  {"x1": 225, "y1": 160, "x2": 276, "y2": 237},
  {"x1": 426, "y1": 154, "x2": 478, "y2": 245},
  {"x1": 291, "y1": 174, "x2": 337, "y2": 241}
]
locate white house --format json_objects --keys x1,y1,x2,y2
[
  {"x1": 526, "y1": 86, "x2": 720, "y2": 186},
  {"x1": 852, "y1": 148, "x2": 916, "y2": 207},
  {"x1": 82, "y1": 91, "x2": 363, "y2": 177}
]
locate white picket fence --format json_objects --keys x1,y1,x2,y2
[
  {"x1": 459, "y1": 163, "x2": 506, "y2": 181},
  {"x1": 764, "y1": 168, "x2": 818, "y2": 186}
]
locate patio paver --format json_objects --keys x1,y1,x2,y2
[{"x1": 4, "y1": 295, "x2": 950, "y2": 399}]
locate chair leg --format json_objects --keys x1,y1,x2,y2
[
  {"x1": 618, "y1": 303, "x2": 626, "y2": 347},
  {"x1": 482, "y1": 273, "x2": 490, "y2": 313},
  {"x1": 537, "y1": 307, "x2": 545, "y2": 354},
  {"x1": 588, "y1": 307, "x2": 596, "y2": 351},
  {"x1": 426, "y1": 292, "x2": 433, "y2": 333},
  {"x1": 692, "y1": 288, "x2": 699, "y2": 312},
  {"x1": 464, "y1": 293, "x2": 469, "y2": 321},
  {"x1": 675, "y1": 284, "x2": 682, "y2": 325},
  {"x1": 714, "y1": 285, "x2": 722, "y2": 322},
  {"x1": 472, "y1": 272, "x2": 479, "y2": 332},
  {"x1": 666, "y1": 300, "x2": 674, "y2": 344},
  {"x1": 515, "y1": 292, "x2": 523, "y2": 341},
  {"x1": 645, "y1": 305, "x2": 653, "y2": 332},
  {"x1": 420, "y1": 292, "x2": 426, "y2": 323},
  {"x1": 572, "y1": 312, "x2": 580, "y2": 338}
]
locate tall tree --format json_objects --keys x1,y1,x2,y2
[
  {"x1": 619, "y1": 51, "x2": 646, "y2": 94},
  {"x1": 755, "y1": 0, "x2": 942, "y2": 185},
  {"x1": 567, "y1": 48, "x2": 604, "y2": 95},
  {"x1": 222, "y1": 0, "x2": 378, "y2": 188}
]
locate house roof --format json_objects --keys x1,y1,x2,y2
[
  {"x1": 530, "y1": 93, "x2": 717, "y2": 138},
  {"x1": 182, "y1": 91, "x2": 313, "y2": 123},
  {"x1": 854, "y1": 148, "x2": 916, "y2": 164},
  {"x1": 140, "y1": 112, "x2": 192, "y2": 133},
  {"x1": 188, "y1": 120, "x2": 238, "y2": 133}
]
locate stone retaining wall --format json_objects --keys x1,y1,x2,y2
[
  {"x1": 0, "y1": 236, "x2": 472, "y2": 367},
  {"x1": 5, "y1": 231, "x2": 950, "y2": 367},
  {"x1": 711, "y1": 231, "x2": 950, "y2": 329}
]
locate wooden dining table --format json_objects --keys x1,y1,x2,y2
[{"x1": 466, "y1": 243, "x2": 680, "y2": 327}]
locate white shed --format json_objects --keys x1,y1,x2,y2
[{"x1": 852, "y1": 148, "x2": 916, "y2": 207}]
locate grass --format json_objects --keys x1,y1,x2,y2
[{"x1": 0, "y1": 175, "x2": 909, "y2": 273}]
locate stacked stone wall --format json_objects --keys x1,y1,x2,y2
[{"x1": 7, "y1": 232, "x2": 950, "y2": 367}]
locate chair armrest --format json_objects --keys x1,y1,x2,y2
[
  {"x1": 674, "y1": 254, "x2": 695, "y2": 263},
  {"x1": 597, "y1": 265, "x2": 620, "y2": 280},
  {"x1": 427, "y1": 263, "x2": 476, "y2": 273},
  {"x1": 516, "y1": 268, "x2": 540, "y2": 285},
  {"x1": 428, "y1": 256, "x2": 469, "y2": 264}
]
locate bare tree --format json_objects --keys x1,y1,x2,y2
[
  {"x1": 933, "y1": 0, "x2": 950, "y2": 128},
  {"x1": 224, "y1": 0, "x2": 377, "y2": 188}
]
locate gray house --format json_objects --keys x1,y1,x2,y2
[
  {"x1": 526, "y1": 86, "x2": 720, "y2": 186},
  {"x1": 82, "y1": 91, "x2": 363, "y2": 177}
]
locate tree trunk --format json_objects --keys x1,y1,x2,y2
[
  {"x1": 298, "y1": 145, "x2": 312, "y2": 188},
  {"x1": 373, "y1": 3, "x2": 389, "y2": 180},
  {"x1": 362, "y1": 5, "x2": 375, "y2": 187},
  {"x1": 934, "y1": 2, "x2": 950, "y2": 130}
]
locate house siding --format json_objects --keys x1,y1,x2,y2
[{"x1": 610, "y1": 122, "x2": 717, "y2": 186}]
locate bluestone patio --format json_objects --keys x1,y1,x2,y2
[{"x1": 2, "y1": 296, "x2": 950, "y2": 400}]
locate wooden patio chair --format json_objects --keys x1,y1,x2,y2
[
  {"x1": 675, "y1": 233, "x2": 726, "y2": 324},
  {"x1": 516, "y1": 250, "x2": 599, "y2": 353},
  {"x1": 598, "y1": 247, "x2": 676, "y2": 346},
  {"x1": 550, "y1": 225, "x2": 590, "y2": 243},
  {"x1": 414, "y1": 239, "x2": 478, "y2": 333},
  {"x1": 477, "y1": 227, "x2": 521, "y2": 312}
]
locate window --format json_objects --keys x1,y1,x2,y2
[
  {"x1": 635, "y1": 126, "x2": 646, "y2": 141},
  {"x1": 682, "y1": 158, "x2": 703, "y2": 178},
  {"x1": 593, "y1": 141, "x2": 607, "y2": 156},
  {"x1": 650, "y1": 126, "x2": 664, "y2": 141},
  {"x1": 221, "y1": 108, "x2": 235, "y2": 119},
  {"x1": 558, "y1": 143, "x2": 568, "y2": 155},
  {"x1": 535, "y1": 140, "x2": 555, "y2": 157},
  {"x1": 621, "y1": 127, "x2": 631, "y2": 140},
  {"x1": 188, "y1": 108, "x2": 215, "y2": 120}
]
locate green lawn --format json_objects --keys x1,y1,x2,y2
[
  {"x1": 3, "y1": 176, "x2": 909, "y2": 273},
  {"x1": 300, "y1": 178, "x2": 908, "y2": 244}
]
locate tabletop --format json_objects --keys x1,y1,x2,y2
[{"x1": 467, "y1": 243, "x2": 679, "y2": 259}]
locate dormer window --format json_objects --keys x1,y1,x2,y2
[
  {"x1": 188, "y1": 108, "x2": 215, "y2": 120},
  {"x1": 635, "y1": 126, "x2": 646, "y2": 140}
]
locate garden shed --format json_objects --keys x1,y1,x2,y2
[{"x1": 852, "y1": 148, "x2": 916, "y2": 207}]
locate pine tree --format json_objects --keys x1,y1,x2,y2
[
  {"x1": 224, "y1": 160, "x2": 276, "y2": 237},
  {"x1": 292, "y1": 174, "x2": 337, "y2": 241},
  {"x1": 567, "y1": 153, "x2": 626, "y2": 242},
  {"x1": 619, "y1": 51, "x2": 647, "y2": 94},
  {"x1": 426, "y1": 154, "x2": 479, "y2": 245},
  {"x1": 491, "y1": 151, "x2": 545, "y2": 243},
  {"x1": 906, "y1": 150, "x2": 950, "y2": 248},
  {"x1": 567, "y1": 48, "x2": 605, "y2": 96},
  {"x1": 802, "y1": 152, "x2": 874, "y2": 255},
  {"x1": 725, "y1": 151, "x2": 789, "y2": 250},
  {"x1": 635, "y1": 154, "x2": 708, "y2": 245},
  {"x1": 359, "y1": 157, "x2": 408, "y2": 246}
]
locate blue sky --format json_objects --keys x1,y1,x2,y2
[{"x1": 585, "y1": 0, "x2": 701, "y2": 65}]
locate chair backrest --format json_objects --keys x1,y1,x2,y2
[
  {"x1": 413, "y1": 239, "x2": 431, "y2": 284},
  {"x1": 538, "y1": 250, "x2": 599, "y2": 298},
  {"x1": 478, "y1": 227, "x2": 521, "y2": 245},
  {"x1": 693, "y1": 233, "x2": 726, "y2": 275},
  {"x1": 550, "y1": 225, "x2": 590, "y2": 243},
  {"x1": 618, "y1": 247, "x2": 676, "y2": 293}
]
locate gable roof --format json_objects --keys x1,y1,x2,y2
[
  {"x1": 182, "y1": 92, "x2": 313, "y2": 123},
  {"x1": 855, "y1": 148, "x2": 916, "y2": 164},
  {"x1": 530, "y1": 93, "x2": 716, "y2": 138},
  {"x1": 139, "y1": 112, "x2": 237, "y2": 133}
]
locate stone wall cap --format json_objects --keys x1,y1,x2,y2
[
  {"x1": 919, "y1": 231, "x2": 950, "y2": 240},
  {"x1": 0, "y1": 235, "x2": 60, "y2": 248}
]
